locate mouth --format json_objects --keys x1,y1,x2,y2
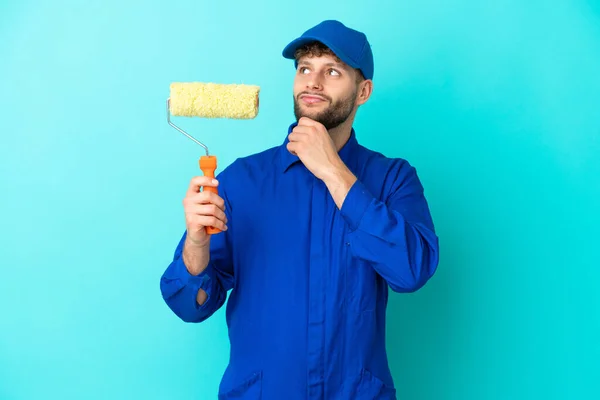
[{"x1": 299, "y1": 93, "x2": 328, "y2": 105}]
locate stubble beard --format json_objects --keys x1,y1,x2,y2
[{"x1": 293, "y1": 89, "x2": 357, "y2": 130}]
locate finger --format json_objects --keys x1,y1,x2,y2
[
  {"x1": 289, "y1": 130, "x2": 311, "y2": 143},
  {"x1": 197, "y1": 215, "x2": 227, "y2": 231},
  {"x1": 185, "y1": 203, "x2": 228, "y2": 224},
  {"x1": 188, "y1": 215, "x2": 228, "y2": 231},
  {"x1": 292, "y1": 125, "x2": 313, "y2": 135},
  {"x1": 298, "y1": 117, "x2": 320, "y2": 126},
  {"x1": 187, "y1": 176, "x2": 219, "y2": 196},
  {"x1": 287, "y1": 142, "x2": 299, "y2": 155},
  {"x1": 185, "y1": 191, "x2": 226, "y2": 210},
  {"x1": 186, "y1": 176, "x2": 219, "y2": 196}
]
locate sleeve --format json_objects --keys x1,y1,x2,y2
[
  {"x1": 339, "y1": 161, "x2": 439, "y2": 293},
  {"x1": 159, "y1": 181, "x2": 235, "y2": 323}
]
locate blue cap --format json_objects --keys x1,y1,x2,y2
[{"x1": 282, "y1": 20, "x2": 374, "y2": 80}]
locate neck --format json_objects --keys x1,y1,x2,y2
[{"x1": 328, "y1": 118, "x2": 354, "y2": 152}]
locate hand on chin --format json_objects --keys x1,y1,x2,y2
[{"x1": 286, "y1": 117, "x2": 340, "y2": 180}]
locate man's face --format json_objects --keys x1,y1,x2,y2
[{"x1": 293, "y1": 54, "x2": 359, "y2": 130}]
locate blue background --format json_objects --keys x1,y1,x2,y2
[{"x1": 1, "y1": 0, "x2": 599, "y2": 398}]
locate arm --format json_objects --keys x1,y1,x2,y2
[
  {"x1": 286, "y1": 117, "x2": 438, "y2": 291},
  {"x1": 325, "y1": 161, "x2": 439, "y2": 293},
  {"x1": 159, "y1": 231, "x2": 234, "y2": 322},
  {"x1": 159, "y1": 177, "x2": 235, "y2": 323}
]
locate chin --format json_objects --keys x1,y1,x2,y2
[
  {"x1": 299, "y1": 105, "x2": 319, "y2": 112},
  {"x1": 300, "y1": 102, "x2": 326, "y2": 112},
  {"x1": 293, "y1": 97, "x2": 327, "y2": 122},
  {"x1": 297, "y1": 110, "x2": 321, "y2": 120}
]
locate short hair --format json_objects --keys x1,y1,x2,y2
[{"x1": 294, "y1": 41, "x2": 366, "y2": 84}]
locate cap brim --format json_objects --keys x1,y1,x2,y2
[{"x1": 282, "y1": 36, "x2": 360, "y2": 70}]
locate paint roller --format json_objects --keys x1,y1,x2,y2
[{"x1": 167, "y1": 82, "x2": 260, "y2": 234}]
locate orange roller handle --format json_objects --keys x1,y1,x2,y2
[{"x1": 199, "y1": 155, "x2": 221, "y2": 235}]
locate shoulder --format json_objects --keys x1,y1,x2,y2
[
  {"x1": 235, "y1": 146, "x2": 280, "y2": 171},
  {"x1": 359, "y1": 144, "x2": 418, "y2": 181},
  {"x1": 356, "y1": 144, "x2": 425, "y2": 198},
  {"x1": 222, "y1": 146, "x2": 279, "y2": 177},
  {"x1": 214, "y1": 145, "x2": 280, "y2": 191}
]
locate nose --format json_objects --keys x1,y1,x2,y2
[{"x1": 306, "y1": 74, "x2": 322, "y2": 90}]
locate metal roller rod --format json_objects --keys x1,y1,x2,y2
[{"x1": 166, "y1": 98, "x2": 210, "y2": 156}]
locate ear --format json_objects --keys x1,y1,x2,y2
[{"x1": 356, "y1": 79, "x2": 373, "y2": 106}]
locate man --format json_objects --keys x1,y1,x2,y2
[{"x1": 160, "y1": 20, "x2": 439, "y2": 400}]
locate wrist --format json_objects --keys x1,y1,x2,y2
[
  {"x1": 320, "y1": 158, "x2": 343, "y2": 180},
  {"x1": 323, "y1": 161, "x2": 355, "y2": 185},
  {"x1": 183, "y1": 237, "x2": 210, "y2": 275},
  {"x1": 322, "y1": 162, "x2": 357, "y2": 209},
  {"x1": 185, "y1": 234, "x2": 209, "y2": 250}
]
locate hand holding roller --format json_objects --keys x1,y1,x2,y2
[{"x1": 167, "y1": 82, "x2": 260, "y2": 235}]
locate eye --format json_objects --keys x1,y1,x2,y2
[
  {"x1": 328, "y1": 69, "x2": 340, "y2": 76},
  {"x1": 299, "y1": 67, "x2": 310, "y2": 74}
]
